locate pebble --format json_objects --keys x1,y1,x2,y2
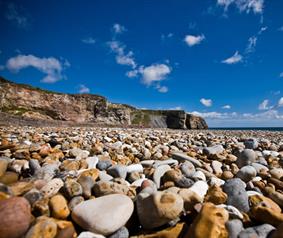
[
  {"x1": 49, "y1": 194, "x2": 70, "y2": 219},
  {"x1": 187, "y1": 181, "x2": 208, "y2": 201},
  {"x1": 25, "y1": 216, "x2": 57, "y2": 238},
  {"x1": 236, "y1": 149, "x2": 256, "y2": 168},
  {"x1": 223, "y1": 178, "x2": 249, "y2": 212},
  {"x1": 0, "y1": 197, "x2": 32, "y2": 238},
  {"x1": 236, "y1": 165, "x2": 257, "y2": 182},
  {"x1": 72, "y1": 194, "x2": 134, "y2": 236},
  {"x1": 153, "y1": 164, "x2": 171, "y2": 188},
  {"x1": 40, "y1": 178, "x2": 64, "y2": 198},
  {"x1": 203, "y1": 144, "x2": 224, "y2": 156},
  {"x1": 137, "y1": 191, "x2": 183, "y2": 229},
  {"x1": 238, "y1": 224, "x2": 275, "y2": 238},
  {"x1": 107, "y1": 165, "x2": 127, "y2": 179},
  {"x1": 171, "y1": 152, "x2": 202, "y2": 167},
  {"x1": 226, "y1": 219, "x2": 244, "y2": 238}
]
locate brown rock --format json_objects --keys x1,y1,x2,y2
[
  {"x1": 49, "y1": 194, "x2": 70, "y2": 219},
  {"x1": 250, "y1": 194, "x2": 283, "y2": 226},
  {"x1": 204, "y1": 185, "x2": 227, "y2": 205},
  {"x1": 0, "y1": 197, "x2": 32, "y2": 238},
  {"x1": 32, "y1": 198, "x2": 50, "y2": 217},
  {"x1": 25, "y1": 216, "x2": 57, "y2": 238},
  {"x1": 10, "y1": 181, "x2": 34, "y2": 196},
  {"x1": 0, "y1": 171, "x2": 19, "y2": 184},
  {"x1": 138, "y1": 222, "x2": 186, "y2": 238},
  {"x1": 54, "y1": 219, "x2": 76, "y2": 238},
  {"x1": 178, "y1": 189, "x2": 202, "y2": 212},
  {"x1": 221, "y1": 171, "x2": 234, "y2": 180},
  {"x1": 186, "y1": 202, "x2": 229, "y2": 238},
  {"x1": 79, "y1": 168, "x2": 99, "y2": 181},
  {"x1": 0, "y1": 159, "x2": 8, "y2": 177}
]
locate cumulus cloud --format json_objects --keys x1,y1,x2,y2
[
  {"x1": 184, "y1": 34, "x2": 205, "y2": 47},
  {"x1": 81, "y1": 37, "x2": 96, "y2": 44},
  {"x1": 108, "y1": 24, "x2": 171, "y2": 93},
  {"x1": 222, "y1": 51, "x2": 243, "y2": 64},
  {"x1": 140, "y1": 64, "x2": 171, "y2": 86},
  {"x1": 112, "y1": 23, "x2": 126, "y2": 34},
  {"x1": 217, "y1": 0, "x2": 264, "y2": 14},
  {"x1": 200, "y1": 98, "x2": 213, "y2": 107},
  {"x1": 78, "y1": 84, "x2": 90, "y2": 93},
  {"x1": 6, "y1": 54, "x2": 69, "y2": 83},
  {"x1": 222, "y1": 105, "x2": 231, "y2": 109},
  {"x1": 5, "y1": 3, "x2": 30, "y2": 29},
  {"x1": 108, "y1": 40, "x2": 137, "y2": 69},
  {"x1": 278, "y1": 97, "x2": 283, "y2": 107},
  {"x1": 258, "y1": 99, "x2": 270, "y2": 110}
]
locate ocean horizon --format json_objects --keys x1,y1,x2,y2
[{"x1": 209, "y1": 127, "x2": 283, "y2": 131}]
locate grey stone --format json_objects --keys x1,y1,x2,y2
[
  {"x1": 244, "y1": 138, "x2": 258, "y2": 149},
  {"x1": 236, "y1": 165, "x2": 257, "y2": 182},
  {"x1": 226, "y1": 219, "x2": 244, "y2": 238},
  {"x1": 153, "y1": 165, "x2": 171, "y2": 188},
  {"x1": 238, "y1": 224, "x2": 275, "y2": 238},
  {"x1": 72, "y1": 194, "x2": 134, "y2": 236},
  {"x1": 171, "y1": 152, "x2": 202, "y2": 167},
  {"x1": 108, "y1": 226, "x2": 129, "y2": 238},
  {"x1": 97, "y1": 159, "x2": 112, "y2": 171},
  {"x1": 203, "y1": 144, "x2": 224, "y2": 155},
  {"x1": 180, "y1": 161, "x2": 195, "y2": 178},
  {"x1": 236, "y1": 149, "x2": 256, "y2": 168},
  {"x1": 107, "y1": 165, "x2": 127, "y2": 179},
  {"x1": 223, "y1": 178, "x2": 249, "y2": 213}
]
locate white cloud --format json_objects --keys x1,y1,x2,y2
[
  {"x1": 222, "y1": 105, "x2": 231, "y2": 109},
  {"x1": 157, "y1": 85, "x2": 168, "y2": 93},
  {"x1": 6, "y1": 54, "x2": 69, "y2": 83},
  {"x1": 161, "y1": 33, "x2": 173, "y2": 40},
  {"x1": 108, "y1": 40, "x2": 136, "y2": 69},
  {"x1": 217, "y1": 0, "x2": 264, "y2": 14},
  {"x1": 245, "y1": 36, "x2": 257, "y2": 53},
  {"x1": 112, "y1": 23, "x2": 126, "y2": 34},
  {"x1": 258, "y1": 99, "x2": 270, "y2": 110},
  {"x1": 200, "y1": 98, "x2": 213, "y2": 107},
  {"x1": 140, "y1": 64, "x2": 171, "y2": 86},
  {"x1": 278, "y1": 97, "x2": 283, "y2": 107},
  {"x1": 279, "y1": 72, "x2": 283, "y2": 78},
  {"x1": 278, "y1": 26, "x2": 283, "y2": 32},
  {"x1": 5, "y1": 3, "x2": 30, "y2": 29},
  {"x1": 222, "y1": 51, "x2": 243, "y2": 64},
  {"x1": 184, "y1": 34, "x2": 205, "y2": 47},
  {"x1": 170, "y1": 106, "x2": 182, "y2": 110},
  {"x1": 258, "y1": 26, "x2": 268, "y2": 34},
  {"x1": 81, "y1": 37, "x2": 96, "y2": 44},
  {"x1": 78, "y1": 84, "x2": 90, "y2": 93}
]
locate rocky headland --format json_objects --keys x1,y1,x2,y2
[
  {"x1": 0, "y1": 76, "x2": 207, "y2": 129},
  {"x1": 0, "y1": 126, "x2": 283, "y2": 237}
]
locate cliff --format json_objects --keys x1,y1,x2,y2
[{"x1": 0, "y1": 76, "x2": 208, "y2": 129}]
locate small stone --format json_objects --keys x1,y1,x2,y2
[
  {"x1": 77, "y1": 231, "x2": 106, "y2": 238},
  {"x1": 192, "y1": 171, "x2": 206, "y2": 181},
  {"x1": 0, "y1": 158, "x2": 8, "y2": 177},
  {"x1": 187, "y1": 181, "x2": 208, "y2": 201},
  {"x1": 244, "y1": 138, "x2": 258, "y2": 149},
  {"x1": 97, "y1": 159, "x2": 112, "y2": 171},
  {"x1": 171, "y1": 152, "x2": 202, "y2": 167},
  {"x1": 0, "y1": 197, "x2": 32, "y2": 238},
  {"x1": 178, "y1": 188, "x2": 202, "y2": 211},
  {"x1": 217, "y1": 204, "x2": 243, "y2": 220},
  {"x1": 86, "y1": 156, "x2": 99, "y2": 169},
  {"x1": 72, "y1": 194, "x2": 134, "y2": 236},
  {"x1": 211, "y1": 161, "x2": 223, "y2": 177},
  {"x1": 93, "y1": 180, "x2": 129, "y2": 197},
  {"x1": 222, "y1": 170, "x2": 234, "y2": 180},
  {"x1": 186, "y1": 202, "x2": 229, "y2": 238},
  {"x1": 69, "y1": 148, "x2": 89, "y2": 159},
  {"x1": 249, "y1": 194, "x2": 283, "y2": 226},
  {"x1": 236, "y1": 165, "x2": 257, "y2": 182},
  {"x1": 107, "y1": 165, "x2": 127, "y2": 179},
  {"x1": 0, "y1": 171, "x2": 19, "y2": 185},
  {"x1": 223, "y1": 178, "x2": 249, "y2": 213},
  {"x1": 204, "y1": 185, "x2": 227, "y2": 205},
  {"x1": 153, "y1": 164, "x2": 171, "y2": 189},
  {"x1": 10, "y1": 181, "x2": 34, "y2": 196},
  {"x1": 54, "y1": 219, "x2": 77, "y2": 238},
  {"x1": 78, "y1": 175, "x2": 95, "y2": 198},
  {"x1": 203, "y1": 145, "x2": 224, "y2": 156},
  {"x1": 180, "y1": 161, "x2": 195, "y2": 178},
  {"x1": 238, "y1": 224, "x2": 275, "y2": 238},
  {"x1": 64, "y1": 179, "x2": 83, "y2": 198},
  {"x1": 24, "y1": 188, "x2": 43, "y2": 205},
  {"x1": 108, "y1": 226, "x2": 129, "y2": 238},
  {"x1": 41, "y1": 178, "x2": 64, "y2": 198},
  {"x1": 126, "y1": 164, "x2": 143, "y2": 173},
  {"x1": 270, "y1": 168, "x2": 283, "y2": 180},
  {"x1": 226, "y1": 219, "x2": 243, "y2": 238},
  {"x1": 49, "y1": 194, "x2": 70, "y2": 219},
  {"x1": 236, "y1": 149, "x2": 256, "y2": 168},
  {"x1": 68, "y1": 196, "x2": 84, "y2": 211},
  {"x1": 25, "y1": 216, "x2": 57, "y2": 238},
  {"x1": 139, "y1": 223, "x2": 185, "y2": 238},
  {"x1": 137, "y1": 191, "x2": 184, "y2": 229}
]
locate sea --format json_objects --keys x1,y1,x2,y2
[{"x1": 209, "y1": 127, "x2": 283, "y2": 131}]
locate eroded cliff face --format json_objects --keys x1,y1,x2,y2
[{"x1": 0, "y1": 77, "x2": 208, "y2": 129}]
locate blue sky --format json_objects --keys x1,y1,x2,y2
[{"x1": 0, "y1": 0, "x2": 283, "y2": 127}]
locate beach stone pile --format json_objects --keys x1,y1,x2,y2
[{"x1": 0, "y1": 126, "x2": 283, "y2": 238}]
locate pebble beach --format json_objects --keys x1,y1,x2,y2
[{"x1": 1, "y1": 126, "x2": 283, "y2": 238}]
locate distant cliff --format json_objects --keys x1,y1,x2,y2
[{"x1": 0, "y1": 76, "x2": 208, "y2": 129}]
